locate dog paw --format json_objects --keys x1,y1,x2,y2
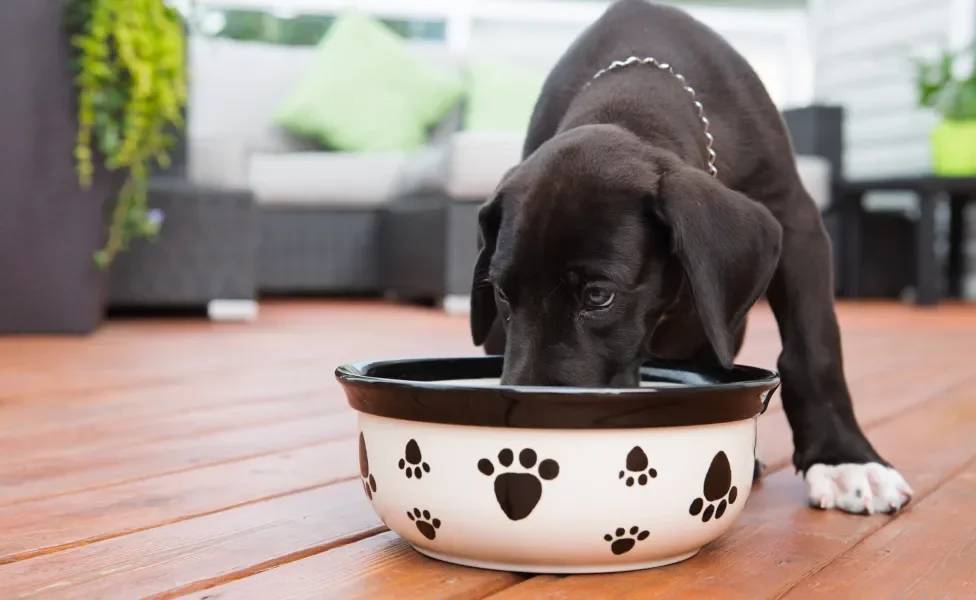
[{"x1": 805, "y1": 462, "x2": 913, "y2": 515}]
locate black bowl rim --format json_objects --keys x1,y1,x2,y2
[{"x1": 335, "y1": 356, "x2": 781, "y2": 429}]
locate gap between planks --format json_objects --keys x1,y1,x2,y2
[
  {"x1": 0, "y1": 411, "x2": 357, "y2": 506},
  {"x1": 0, "y1": 396, "x2": 343, "y2": 464},
  {"x1": 0, "y1": 441, "x2": 360, "y2": 565}
]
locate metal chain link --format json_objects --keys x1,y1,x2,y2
[{"x1": 587, "y1": 56, "x2": 718, "y2": 177}]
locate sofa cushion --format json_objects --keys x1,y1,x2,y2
[
  {"x1": 796, "y1": 154, "x2": 832, "y2": 211},
  {"x1": 274, "y1": 12, "x2": 463, "y2": 152},
  {"x1": 188, "y1": 138, "x2": 250, "y2": 189},
  {"x1": 464, "y1": 58, "x2": 544, "y2": 132},
  {"x1": 189, "y1": 39, "x2": 321, "y2": 155},
  {"x1": 393, "y1": 144, "x2": 452, "y2": 198},
  {"x1": 188, "y1": 37, "x2": 462, "y2": 152},
  {"x1": 249, "y1": 152, "x2": 408, "y2": 207},
  {"x1": 446, "y1": 131, "x2": 525, "y2": 200}
]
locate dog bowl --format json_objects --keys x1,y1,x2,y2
[{"x1": 336, "y1": 356, "x2": 779, "y2": 574}]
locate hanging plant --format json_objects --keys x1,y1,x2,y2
[{"x1": 64, "y1": 0, "x2": 188, "y2": 268}]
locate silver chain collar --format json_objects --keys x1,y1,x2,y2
[{"x1": 586, "y1": 56, "x2": 718, "y2": 177}]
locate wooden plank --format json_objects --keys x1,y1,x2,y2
[
  {"x1": 5, "y1": 301, "x2": 972, "y2": 401},
  {"x1": 757, "y1": 335, "x2": 975, "y2": 421},
  {"x1": 0, "y1": 393, "x2": 343, "y2": 468},
  {"x1": 0, "y1": 437, "x2": 358, "y2": 564},
  {"x1": 781, "y1": 460, "x2": 976, "y2": 599},
  {"x1": 173, "y1": 531, "x2": 523, "y2": 600},
  {"x1": 0, "y1": 482, "x2": 385, "y2": 600},
  {"x1": 0, "y1": 412, "x2": 355, "y2": 505},
  {"x1": 481, "y1": 372, "x2": 976, "y2": 599},
  {"x1": 726, "y1": 309, "x2": 974, "y2": 422},
  {"x1": 0, "y1": 301, "x2": 479, "y2": 400},
  {"x1": 756, "y1": 358, "x2": 976, "y2": 472},
  {"x1": 0, "y1": 361, "x2": 334, "y2": 418}
]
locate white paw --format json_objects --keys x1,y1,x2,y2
[{"x1": 804, "y1": 462, "x2": 913, "y2": 515}]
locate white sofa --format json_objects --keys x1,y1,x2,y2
[
  {"x1": 188, "y1": 35, "x2": 533, "y2": 295},
  {"x1": 187, "y1": 34, "x2": 838, "y2": 304}
]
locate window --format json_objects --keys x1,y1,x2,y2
[{"x1": 193, "y1": 6, "x2": 447, "y2": 46}]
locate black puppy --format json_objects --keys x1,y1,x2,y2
[{"x1": 469, "y1": 0, "x2": 912, "y2": 515}]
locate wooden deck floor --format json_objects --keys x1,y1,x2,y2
[{"x1": 1, "y1": 300, "x2": 975, "y2": 599}]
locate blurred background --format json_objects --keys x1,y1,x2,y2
[{"x1": 1, "y1": 0, "x2": 975, "y2": 334}]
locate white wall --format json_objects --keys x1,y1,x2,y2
[
  {"x1": 809, "y1": 0, "x2": 973, "y2": 178},
  {"x1": 809, "y1": 0, "x2": 976, "y2": 297}
]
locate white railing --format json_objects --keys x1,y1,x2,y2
[{"x1": 189, "y1": 0, "x2": 814, "y2": 107}]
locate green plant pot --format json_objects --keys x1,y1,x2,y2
[{"x1": 931, "y1": 120, "x2": 976, "y2": 176}]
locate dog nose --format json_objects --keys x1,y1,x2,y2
[
  {"x1": 500, "y1": 362, "x2": 575, "y2": 387},
  {"x1": 502, "y1": 373, "x2": 574, "y2": 387},
  {"x1": 500, "y1": 361, "x2": 546, "y2": 386}
]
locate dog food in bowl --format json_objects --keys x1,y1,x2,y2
[{"x1": 336, "y1": 356, "x2": 779, "y2": 574}]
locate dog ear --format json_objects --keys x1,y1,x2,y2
[
  {"x1": 650, "y1": 164, "x2": 782, "y2": 368},
  {"x1": 470, "y1": 190, "x2": 504, "y2": 347}
]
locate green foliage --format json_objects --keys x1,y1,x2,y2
[
  {"x1": 65, "y1": 0, "x2": 187, "y2": 268},
  {"x1": 210, "y1": 9, "x2": 445, "y2": 46},
  {"x1": 915, "y1": 45, "x2": 976, "y2": 122},
  {"x1": 218, "y1": 10, "x2": 335, "y2": 46}
]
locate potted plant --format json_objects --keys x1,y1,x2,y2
[
  {"x1": 915, "y1": 45, "x2": 976, "y2": 176},
  {"x1": 0, "y1": 0, "x2": 187, "y2": 335}
]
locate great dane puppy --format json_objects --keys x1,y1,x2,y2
[{"x1": 468, "y1": 0, "x2": 912, "y2": 514}]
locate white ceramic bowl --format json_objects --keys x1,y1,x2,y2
[{"x1": 336, "y1": 357, "x2": 779, "y2": 574}]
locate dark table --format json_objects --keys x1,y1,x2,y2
[{"x1": 837, "y1": 176, "x2": 975, "y2": 306}]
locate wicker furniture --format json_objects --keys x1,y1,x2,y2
[{"x1": 107, "y1": 178, "x2": 258, "y2": 316}]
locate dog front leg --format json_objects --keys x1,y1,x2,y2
[{"x1": 765, "y1": 197, "x2": 912, "y2": 514}]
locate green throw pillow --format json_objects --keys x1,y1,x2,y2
[
  {"x1": 464, "y1": 59, "x2": 544, "y2": 132},
  {"x1": 275, "y1": 12, "x2": 463, "y2": 152}
]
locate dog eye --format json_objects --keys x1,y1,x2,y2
[
  {"x1": 583, "y1": 286, "x2": 615, "y2": 310},
  {"x1": 496, "y1": 288, "x2": 509, "y2": 304}
]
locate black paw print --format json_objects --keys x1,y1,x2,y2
[
  {"x1": 478, "y1": 448, "x2": 559, "y2": 521},
  {"x1": 358, "y1": 433, "x2": 377, "y2": 500},
  {"x1": 689, "y1": 451, "x2": 737, "y2": 522},
  {"x1": 604, "y1": 526, "x2": 650, "y2": 555},
  {"x1": 398, "y1": 439, "x2": 430, "y2": 479},
  {"x1": 619, "y1": 446, "x2": 658, "y2": 486},
  {"x1": 407, "y1": 508, "x2": 441, "y2": 540}
]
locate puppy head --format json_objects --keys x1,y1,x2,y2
[{"x1": 471, "y1": 124, "x2": 782, "y2": 387}]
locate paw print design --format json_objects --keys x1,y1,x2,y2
[
  {"x1": 689, "y1": 451, "x2": 738, "y2": 522},
  {"x1": 407, "y1": 508, "x2": 441, "y2": 540},
  {"x1": 619, "y1": 446, "x2": 658, "y2": 486},
  {"x1": 604, "y1": 526, "x2": 650, "y2": 555},
  {"x1": 358, "y1": 432, "x2": 377, "y2": 500},
  {"x1": 478, "y1": 448, "x2": 559, "y2": 521},
  {"x1": 398, "y1": 439, "x2": 430, "y2": 479}
]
